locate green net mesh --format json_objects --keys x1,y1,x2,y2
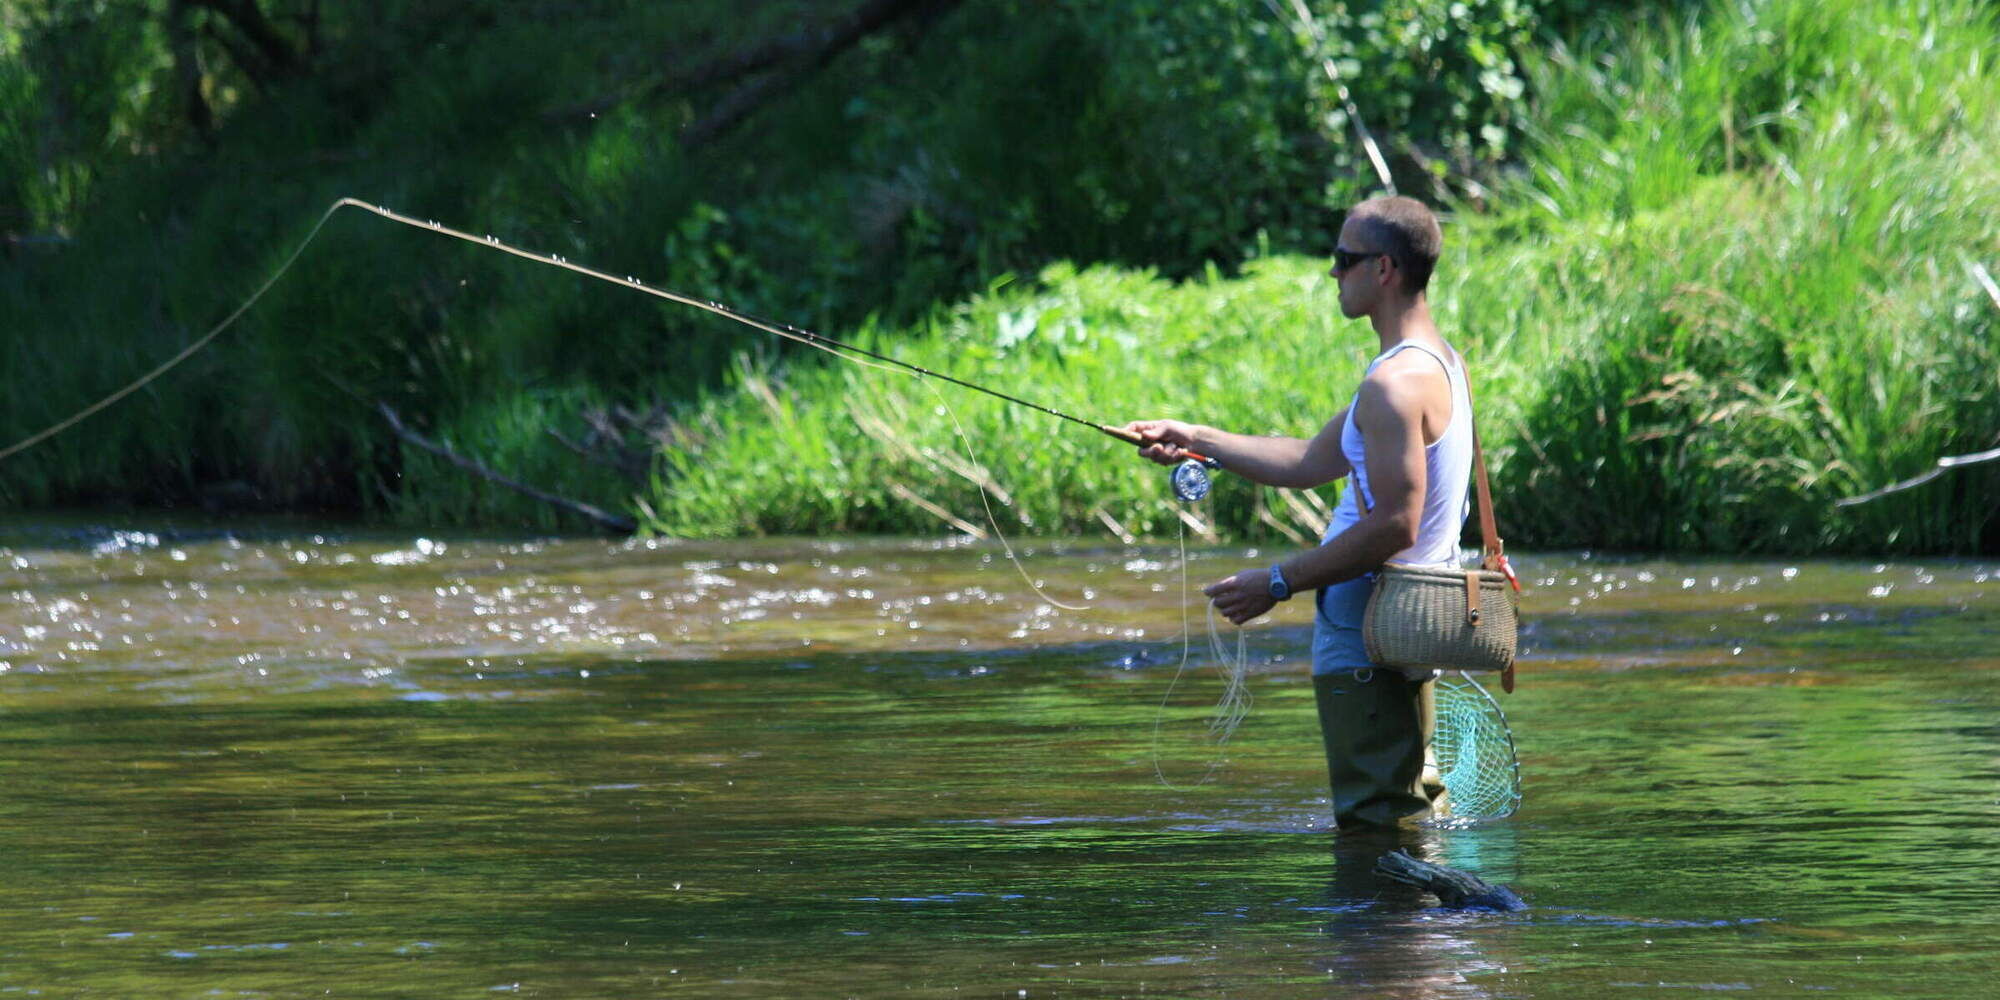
[{"x1": 1433, "y1": 671, "x2": 1522, "y2": 820}]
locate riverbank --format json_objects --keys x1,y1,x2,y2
[
  {"x1": 644, "y1": 0, "x2": 2000, "y2": 553},
  {"x1": 4, "y1": 0, "x2": 1995, "y2": 553}
]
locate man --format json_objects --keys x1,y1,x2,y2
[{"x1": 1123, "y1": 195, "x2": 1473, "y2": 827}]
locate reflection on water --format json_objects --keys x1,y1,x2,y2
[{"x1": 0, "y1": 516, "x2": 1995, "y2": 996}]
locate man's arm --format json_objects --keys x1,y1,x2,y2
[
  {"x1": 1202, "y1": 372, "x2": 1432, "y2": 624},
  {"x1": 1279, "y1": 377, "x2": 1427, "y2": 588},
  {"x1": 1121, "y1": 408, "x2": 1352, "y2": 489}
]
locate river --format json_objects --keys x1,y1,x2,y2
[{"x1": 1, "y1": 517, "x2": 1995, "y2": 997}]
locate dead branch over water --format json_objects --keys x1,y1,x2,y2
[{"x1": 374, "y1": 402, "x2": 636, "y2": 533}]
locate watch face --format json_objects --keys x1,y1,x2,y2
[{"x1": 1171, "y1": 460, "x2": 1211, "y2": 503}]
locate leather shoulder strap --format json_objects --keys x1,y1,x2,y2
[{"x1": 1467, "y1": 386, "x2": 1505, "y2": 571}]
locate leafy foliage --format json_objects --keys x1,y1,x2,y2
[
  {"x1": 646, "y1": 0, "x2": 2000, "y2": 554},
  {"x1": 0, "y1": 0, "x2": 1635, "y2": 524},
  {"x1": 2, "y1": 0, "x2": 1993, "y2": 554}
]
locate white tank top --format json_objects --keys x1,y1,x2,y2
[{"x1": 1318, "y1": 342, "x2": 1473, "y2": 569}]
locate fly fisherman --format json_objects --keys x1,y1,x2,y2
[{"x1": 1123, "y1": 196, "x2": 1472, "y2": 827}]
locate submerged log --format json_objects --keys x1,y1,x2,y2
[{"x1": 1374, "y1": 849, "x2": 1526, "y2": 912}]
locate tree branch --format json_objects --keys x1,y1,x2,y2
[
  {"x1": 1835, "y1": 259, "x2": 2000, "y2": 508},
  {"x1": 375, "y1": 402, "x2": 637, "y2": 533},
  {"x1": 552, "y1": 11, "x2": 843, "y2": 121},
  {"x1": 166, "y1": 0, "x2": 215, "y2": 141},
  {"x1": 681, "y1": 0, "x2": 961, "y2": 148},
  {"x1": 546, "y1": 427, "x2": 649, "y2": 483},
  {"x1": 201, "y1": 18, "x2": 280, "y2": 91},
  {"x1": 189, "y1": 0, "x2": 302, "y2": 83},
  {"x1": 549, "y1": 0, "x2": 961, "y2": 136},
  {"x1": 1375, "y1": 850, "x2": 1526, "y2": 911}
]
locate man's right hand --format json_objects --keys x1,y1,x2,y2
[{"x1": 1120, "y1": 419, "x2": 1203, "y2": 466}]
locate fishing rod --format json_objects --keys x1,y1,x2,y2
[
  {"x1": 322, "y1": 202, "x2": 1228, "y2": 499},
  {"x1": 1, "y1": 198, "x2": 1224, "y2": 501}
]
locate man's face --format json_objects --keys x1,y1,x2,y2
[{"x1": 1330, "y1": 217, "x2": 1389, "y2": 320}]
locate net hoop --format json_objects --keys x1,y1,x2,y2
[{"x1": 1432, "y1": 669, "x2": 1523, "y2": 820}]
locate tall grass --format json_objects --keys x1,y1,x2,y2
[
  {"x1": 1474, "y1": 0, "x2": 2000, "y2": 552},
  {"x1": 644, "y1": 0, "x2": 2000, "y2": 554},
  {"x1": 4, "y1": 0, "x2": 1565, "y2": 524},
  {"x1": 3, "y1": 0, "x2": 1992, "y2": 553},
  {"x1": 645, "y1": 260, "x2": 1356, "y2": 541}
]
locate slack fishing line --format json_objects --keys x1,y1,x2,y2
[
  {"x1": 0, "y1": 197, "x2": 1232, "y2": 619},
  {"x1": 3, "y1": 195, "x2": 1254, "y2": 783},
  {"x1": 1, "y1": 197, "x2": 1223, "y2": 501},
  {"x1": 3, "y1": 197, "x2": 1254, "y2": 769},
  {"x1": 1151, "y1": 516, "x2": 1256, "y2": 790}
]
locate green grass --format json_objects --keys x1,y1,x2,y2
[
  {"x1": 2, "y1": 0, "x2": 1993, "y2": 552},
  {"x1": 642, "y1": 0, "x2": 2000, "y2": 554},
  {"x1": 1482, "y1": 0, "x2": 2000, "y2": 551},
  {"x1": 4, "y1": 0, "x2": 1561, "y2": 527}
]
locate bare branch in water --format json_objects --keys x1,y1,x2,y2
[
  {"x1": 1375, "y1": 850, "x2": 1526, "y2": 911},
  {"x1": 375, "y1": 402, "x2": 637, "y2": 533}
]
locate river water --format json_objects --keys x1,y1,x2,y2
[{"x1": 1, "y1": 517, "x2": 1995, "y2": 997}]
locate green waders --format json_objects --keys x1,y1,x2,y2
[{"x1": 1312, "y1": 669, "x2": 1448, "y2": 828}]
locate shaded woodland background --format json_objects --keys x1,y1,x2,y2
[{"x1": 3, "y1": 0, "x2": 1996, "y2": 553}]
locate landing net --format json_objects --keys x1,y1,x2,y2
[{"x1": 1432, "y1": 670, "x2": 1522, "y2": 820}]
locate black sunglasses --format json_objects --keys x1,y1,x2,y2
[{"x1": 1332, "y1": 247, "x2": 1388, "y2": 273}]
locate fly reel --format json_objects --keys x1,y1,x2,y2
[{"x1": 1171, "y1": 457, "x2": 1220, "y2": 503}]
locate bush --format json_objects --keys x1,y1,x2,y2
[
  {"x1": 0, "y1": 0, "x2": 1629, "y2": 524},
  {"x1": 641, "y1": 0, "x2": 2000, "y2": 554}
]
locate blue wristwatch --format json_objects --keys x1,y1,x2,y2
[{"x1": 1268, "y1": 564, "x2": 1293, "y2": 601}]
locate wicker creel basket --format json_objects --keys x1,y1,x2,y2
[
  {"x1": 1351, "y1": 360, "x2": 1522, "y2": 687},
  {"x1": 1362, "y1": 563, "x2": 1517, "y2": 674}
]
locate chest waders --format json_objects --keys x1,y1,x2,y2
[{"x1": 1312, "y1": 668, "x2": 1447, "y2": 828}]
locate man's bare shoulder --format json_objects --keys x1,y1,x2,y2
[{"x1": 1357, "y1": 349, "x2": 1450, "y2": 420}]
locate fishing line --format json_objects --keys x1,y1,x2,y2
[
  {"x1": 1205, "y1": 602, "x2": 1252, "y2": 739},
  {"x1": 1151, "y1": 518, "x2": 1208, "y2": 788},
  {"x1": 2, "y1": 197, "x2": 1189, "y2": 466},
  {"x1": 0, "y1": 200, "x2": 356, "y2": 463},
  {"x1": 917, "y1": 378, "x2": 1089, "y2": 611},
  {"x1": 1150, "y1": 513, "x2": 1255, "y2": 790}
]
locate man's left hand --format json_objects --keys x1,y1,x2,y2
[{"x1": 1204, "y1": 568, "x2": 1278, "y2": 625}]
